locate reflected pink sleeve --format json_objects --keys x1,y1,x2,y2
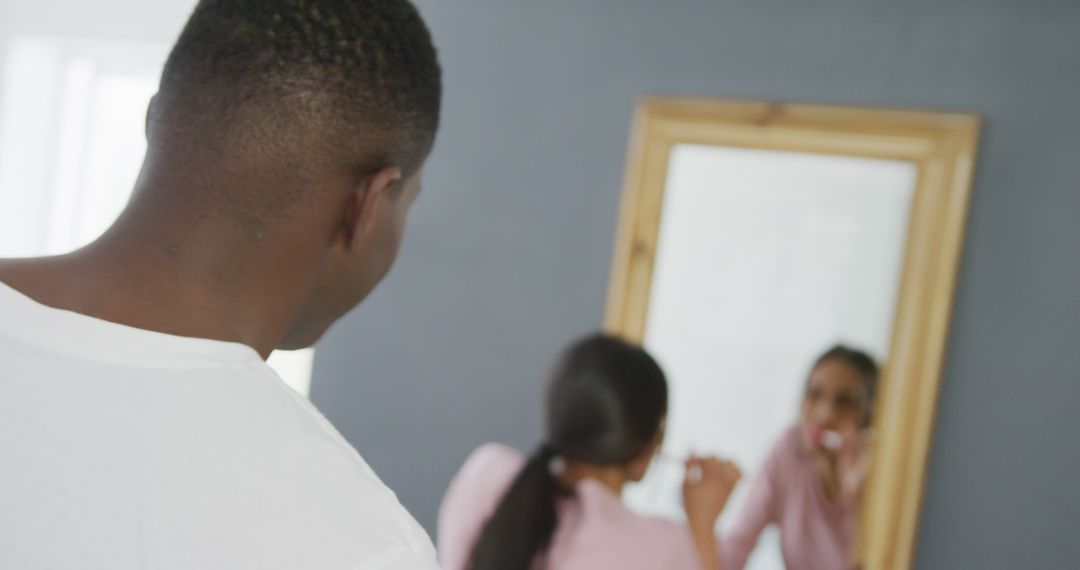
[{"x1": 721, "y1": 440, "x2": 785, "y2": 570}]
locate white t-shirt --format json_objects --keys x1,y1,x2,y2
[{"x1": 0, "y1": 282, "x2": 437, "y2": 570}]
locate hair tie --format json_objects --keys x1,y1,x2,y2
[
  {"x1": 548, "y1": 456, "x2": 567, "y2": 476},
  {"x1": 538, "y1": 443, "x2": 566, "y2": 476}
]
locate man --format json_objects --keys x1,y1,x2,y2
[{"x1": 0, "y1": 0, "x2": 441, "y2": 568}]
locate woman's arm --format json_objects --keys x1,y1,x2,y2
[
  {"x1": 690, "y1": 523, "x2": 722, "y2": 570},
  {"x1": 682, "y1": 456, "x2": 742, "y2": 570}
]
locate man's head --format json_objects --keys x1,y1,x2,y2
[{"x1": 143, "y1": 0, "x2": 441, "y2": 349}]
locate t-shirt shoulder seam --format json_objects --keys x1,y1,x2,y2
[{"x1": 247, "y1": 363, "x2": 361, "y2": 457}]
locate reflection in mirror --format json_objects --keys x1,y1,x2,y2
[
  {"x1": 605, "y1": 99, "x2": 980, "y2": 569},
  {"x1": 623, "y1": 144, "x2": 916, "y2": 569}
]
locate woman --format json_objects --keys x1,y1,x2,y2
[
  {"x1": 722, "y1": 345, "x2": 878, "y2": 570},
  {"x1": 438, "y1": 334, "x2": 742, "y2": 570}
]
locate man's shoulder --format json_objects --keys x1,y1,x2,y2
[{"x1": 241, "y1": 384, "x2": 438, "y2": 567}]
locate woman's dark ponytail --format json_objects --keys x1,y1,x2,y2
[{"x1": 467, "y1": 444, "x2": 565, "y2": 570}]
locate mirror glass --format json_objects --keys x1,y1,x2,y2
[{"x1": 622, "y1": 143, "x2": 917, "y2": 569}]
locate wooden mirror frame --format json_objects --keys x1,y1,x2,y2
[{"x1": 604, "y1": 98, "x2": 980, "y2": 569}]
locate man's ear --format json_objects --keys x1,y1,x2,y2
[{"x1": 342, "y1": 165, "x2": 402, "y2": 250}]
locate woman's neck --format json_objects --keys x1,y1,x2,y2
[{"x1": 557, "y1": 460, "x2": 628, "y2": 496}]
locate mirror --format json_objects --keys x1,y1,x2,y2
[{"x1": 604, "y1": 99, "x2": 980, "y2": 569}]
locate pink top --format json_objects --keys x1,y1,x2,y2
[
  {"x1": 722, "y1": 427, "x2": 859, "y2": 570},
  {"x1": 438, "y1": 443, "x2": 713, "y2": 570}
]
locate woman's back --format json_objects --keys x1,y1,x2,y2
[{"x1": 438, "y1": 443, "x2": 703, "y2": 570}]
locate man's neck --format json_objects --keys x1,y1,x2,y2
[{"x1": 0, "y1": 224, "x2": 311, "y2": 359}]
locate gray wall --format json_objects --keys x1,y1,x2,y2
[{"x1": 310, "y1": 0, "x2": 1080, "y2": 568}]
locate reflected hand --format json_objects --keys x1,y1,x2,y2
[
  {"x1": 818, "y1": 425, "x2": 872, "y2": 503},
  {"x1": 838, "y1": 426, "x2": 873, "y2": 503}
]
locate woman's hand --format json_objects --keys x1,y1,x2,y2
[
  {"x1": 682, "y1": 455, "x2": 742, "y2": 531},
  {"x1": 682, "y1": 456, "x2": 741, "y2": 569}
]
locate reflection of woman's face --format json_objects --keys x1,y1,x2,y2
[{"x1": 801, "y1": 359, "x2": 868, "y2": 447}]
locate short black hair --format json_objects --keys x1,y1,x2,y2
[{"x1": 153, "y1": 0, "x2": 441, "y2": 209}]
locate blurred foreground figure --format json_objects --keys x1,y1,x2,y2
[{"x1": 0, "y1": 0, "x2": 442, "y2": 568}]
